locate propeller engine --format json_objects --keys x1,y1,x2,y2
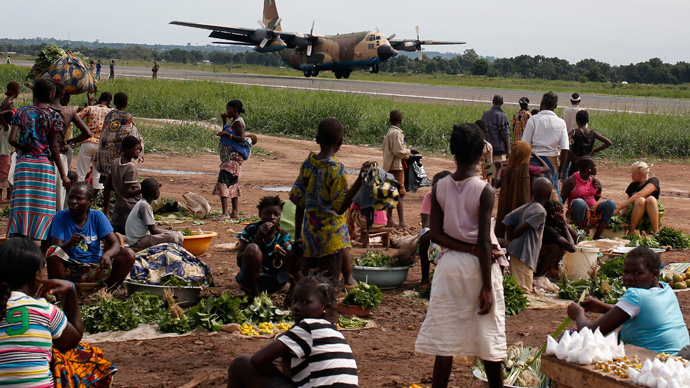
[
  {"x1": 294, "y1": 20, "x2": 323, "y2": 56},
  {"x1": 254, "y1": 18, "x2": 283, "y2": 48}
]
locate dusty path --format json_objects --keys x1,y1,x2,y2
[{"x1": 2, "y1": 131, "x2": 688, "y2": 387}]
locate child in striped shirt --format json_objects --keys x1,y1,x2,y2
[{"x1": 228, "y1": 275, "x2": 358, "y2": 388}]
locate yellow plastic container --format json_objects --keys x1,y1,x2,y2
[
  {"x1": 563, "y1": 246, "x2": 600, "y2": 281},
  {"x1": 181, "y1": 231, "x2": 218, "y2": 256}
]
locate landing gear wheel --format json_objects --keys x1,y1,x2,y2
[
  {"x1": 311, "y1": 69, "x2": 319, "y2": 77},
  {"x1": 335, "y1": 71, "x2": 343, "y2": 79},
  {"x1": 343, "y1": 70, "x2": 351, "y2": 79},
  {"x1": 303, "y1": 70, "x2": 311, "y2": 77},
  {"x1": 374, "y1": 65, "x2": 379, "y2": 73}
]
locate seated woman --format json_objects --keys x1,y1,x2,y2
[
  {"x1": 615, "y1": 161, "x2": 663, "y2": 235},
  {"x1": 561, "y1": 157, "x2": 616, "y2": 240},
  {"x1": 46, "y1": 183, "x2": 136, "y2": 291},
  {"x1": 236, "y1": 195, "x2": 301, "y2": 302},
  {"x1": 567, "y1": 247, "x2": 690, "y2": 355},
  {"x1": 0, "y1": 237, "x2": 116, "y2": 387}
]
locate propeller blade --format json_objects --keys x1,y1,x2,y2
[
  {"x1": 417, "y1": 50, "x2": 423, "y2": 61},
  {"x1": 260, "y1": 38, "x2": 269, "y2": 48},
  {"x1": 310, "y1": 20, "x2": 315, "y2": 35},
  {"x1": 387, "y1": 33, "x2": 396, "y2": 40},
  {"x1": 258, "y1": 19, "x2": 266, "y2": 28},
  {"x1": 274, "y1": 18, "x2": 282, "y2": 28},
  {"x1": 376, "y1": 27, "x2": 380, "y2": 33},
  {"x1": 416, "y1": 25, "x2": 420, "y2": 40},
  {"x1": 307, "y1": 45, "x2": 313, "y2": 56}
]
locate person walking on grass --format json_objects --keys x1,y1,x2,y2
[
  {"x1": 213, "y1": 99, "x2": 247, "y2": 219},
  {"x1": 382, "y1": 109, "x2": 418, "y2": 229}
]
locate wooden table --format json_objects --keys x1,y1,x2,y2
[{"x1": 541, "y1": 345, "x2": 656, "y2": 388}]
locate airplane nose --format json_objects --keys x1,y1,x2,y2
[{"x1": 377, "y1": 45, "x2": 397, "y2": 61}]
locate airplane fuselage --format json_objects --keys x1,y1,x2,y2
[{"x1": 274, "y1": 31, "x2": 396, "y2": 77}]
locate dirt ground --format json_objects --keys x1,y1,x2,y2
[{"x1": 14, "y1": 133, "x2": 690, "y2": 387}]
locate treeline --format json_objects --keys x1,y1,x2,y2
[{"x1": 5, "y1": 39, "x2": 690, "y2": 85}]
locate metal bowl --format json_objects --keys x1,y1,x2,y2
[{"x1": 123, "y1": 281, "x2": 201, "y2": 307}]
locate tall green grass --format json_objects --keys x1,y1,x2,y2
[{"x1": 3, "y1": 64, "x2": 690, "y2": 159}]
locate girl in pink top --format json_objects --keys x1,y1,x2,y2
[
  {"x1": 415, "y1": 123, "x2": 506, "y2": 388},
  {"x1": 561, "y1": 157, "x2": 616, "y2": 240}
]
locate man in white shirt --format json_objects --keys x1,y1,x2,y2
[{"x1": 521, "y1": 91, "x2": 569, "y2": 200}]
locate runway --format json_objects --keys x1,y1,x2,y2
[{"x1": 15, "y1": 60, "x2": 690, "y2": 113}]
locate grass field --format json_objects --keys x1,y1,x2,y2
[
  {"x1": 2, "y1": 64, "x2": 690, "y2": 159},
  {"x1": 7, "y1": 57, "x2": 690, "y2": 100}
]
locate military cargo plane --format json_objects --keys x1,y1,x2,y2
[{"x1": 171, "y1": 0, "x2": 464, "y2": 79}]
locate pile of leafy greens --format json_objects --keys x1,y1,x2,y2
[
  {"x1": 503, "y1": 275, "x2": 529, "y2": 317},
  {"x1": 654, "y1": 227, "x2": 690, "y2": 249},
  {"x1": 558, "y1": 275, "x2": 626, "y2": 304},
  {"x1": 354, "y1": 252, "x2": 391, "y2": 267},
  {"x1": 342, "y1": 282, "x2": 382, "y2": 310}
]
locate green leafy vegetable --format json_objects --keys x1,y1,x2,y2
[
  {"x1": 354, "y1": 252, "x2": 391, "y2": 267},
  {"x1": 181, "y1": 228, "x2": 193, "y2": 236},
  {"x1": 503, "y1": 275, "x2": 529, "y2": 317},
  {"x1": 342, "y1": 282, "x2": 382, "y2": 310},
  {"x1": 159, "y1": 274, "x2": 194, "y2": 287},
  {"x1": 558, "y1": 275, "x2": 626, "y2": 304},
  {"x1": 242, "y1": 292, "x2": 285, "y2": 324},
  {"x1": 186, "y1": 293, "x2": 247, "y2": 331},
  {"x1": 337, "y1": 315, "x2": 372, "y2": 329},
  {"x1": 626, "y1": 234, "x2": 661, "y2": 248},
  {"x1": 654, "y1": 227, "x2": 690, "y2": 249},
  {"x1": 607, "y1": 214, "x2": 625, "y2": 232},
  {"x1": 599, "y1": 256, "x2": 625, "y2": 278},
  {"x1": 81, "y1": 292, "x2": 165, "y2": 333}
]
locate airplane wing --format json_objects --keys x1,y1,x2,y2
[
  {"x1": 170, "y1": 21, "x2": 305, "y2": 49},
  {"x1": 390, "y1": 39, "x2": 466, "y2": 52}
]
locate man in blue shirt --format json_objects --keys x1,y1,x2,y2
[{"x1": 482, "y1": 95, "x2": 511, "y2": 178}]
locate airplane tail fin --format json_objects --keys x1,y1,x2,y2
[{"x1": 263, "y1": 0, "x2": 282, "y2": 31}]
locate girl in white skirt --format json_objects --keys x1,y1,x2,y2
[{"x1": 415, "y1": 123, "x2": 507, "y2": 388}]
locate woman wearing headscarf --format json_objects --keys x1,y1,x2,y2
[
  {"x1": 494, "y1": 141, "x2": 549, "y2": 238},
  {"x1": 511, "y1": 97, "x2": 531, "y2": 144}
]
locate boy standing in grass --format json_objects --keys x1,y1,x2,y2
[
  {"x1": 289, "y1": 118, "x2": 368, "y2": 286},
  {"x1": 105, "y1": 136, "x2": 142, "y2": 234},
  {"x1": 125, "y1": 177, "x2": 184, "y2": 252}
]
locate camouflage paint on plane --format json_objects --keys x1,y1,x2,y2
[{"x1": 170, "y1": 0, "x2": 463, "y2": 78}]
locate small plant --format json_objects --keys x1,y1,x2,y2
[{"x1": 342, "y1": 282, "x2": 382, "y2": 310}]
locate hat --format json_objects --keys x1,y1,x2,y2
[
  {"x1": 571, "y1": 92, "x2": 581, "y2": 102},
  {"x1": 227, "y1": 99, "x2": 245, "y2": 113},
  {"x1": 519, "y1": 97, "x2": 530, "y2": 106},
  {"x1": 5, "y1": 81, "x2": 19, "y2": 96}
]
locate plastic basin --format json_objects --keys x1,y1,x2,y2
[
  {"x1": 351, "y1": 265, "x2": 411, "y2": 289},
  {"x1": 181, "y1": 231, "x2": 217, "y2": 256}
]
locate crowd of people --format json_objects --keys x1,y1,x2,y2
[{"x1": 0, "y1": 75, "x2": 682, "y2": 388}]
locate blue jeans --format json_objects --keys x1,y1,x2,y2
[{"x1": 570, "y1": 198, "x2": 616, "y2": 223}]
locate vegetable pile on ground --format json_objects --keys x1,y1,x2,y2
[
  {"x1": 342, "y1": 282, "x2": 382, "y2": 310},
  {"x1": 474, "y1": 343, "x2": 549, "y2": 387},
  {"x1": 81, "y1": 290, "x2": 287, "y2": 335},
  {"x1": 558, "y1": 275, "x2": 626, "y2": 304},
  {"x1": 503, "y1": 275, "x2": 529, "y2": 317},
  {"x1": 654, "y1": 227, "x2": 690, "y2": 249}
]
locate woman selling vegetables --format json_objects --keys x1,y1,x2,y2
[
  {"x1": 236, "y1": 196, "x2": 301, "y2": 303},
  {"x1": 567, "y1": 247, "x2": 689, "y2": 355},
  {"x1": 615, "y1": 161, "x2": 663, "y2": 235}
]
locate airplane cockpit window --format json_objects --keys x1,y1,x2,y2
[
  {"x1": 366, "y1": 35, "x2": 375, "y2": 41},
  {"x1": 375, "y1": 36, "x2": 381, "y2": 40}
]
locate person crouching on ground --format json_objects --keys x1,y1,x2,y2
[
  {"x1": 227, "y1": 275, "x2": 358, "y2": 388},
  {"x1": 567, "y1": 247, "x2": 690, "y2": 355},
  {"x1": 502, "y1": 177, "x2": 553, "y2": 293},
  {"x1": 236, "y1": 195, "x2": 301, "y2": 303},
  {"x1": 537, "y1": 200, "x2": 577, "y2": 279},
  {"x1": 46, "y1": 183, "x2": 136, "y2": 291},
  {"x1": 125, "y1": 178, "x2": 184, "y2": 252}
]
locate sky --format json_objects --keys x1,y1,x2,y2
[{"x1": 4, "y1": 0, "x2": 690, "y2": 66}]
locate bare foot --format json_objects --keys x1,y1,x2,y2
[
  {"x1": 230, "y1": 212, "x2": 240, "y2": 219},
  {"x1": 214, "y1": 214, "x2": 231, "y2": 221}
]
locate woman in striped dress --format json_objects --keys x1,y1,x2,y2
[{"x1": 8, "y1": 79, "x2": 70, "y2": 247}]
